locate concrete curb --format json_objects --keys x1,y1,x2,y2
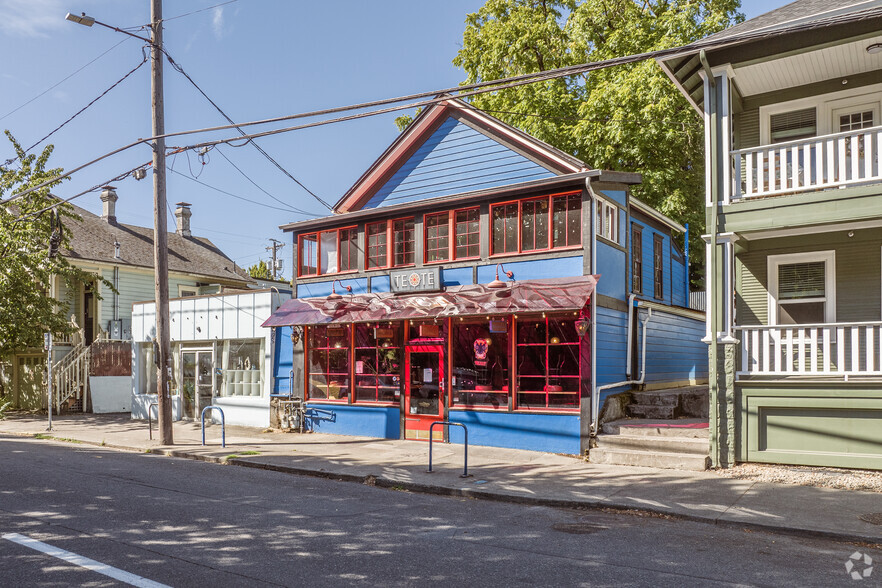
[{"x1": 5, "y1": 431, "x2": 882, "y2": 546}]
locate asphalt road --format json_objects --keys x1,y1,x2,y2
[{"x1": 0, "y1": 435, "x2": 879, "y2": 587}]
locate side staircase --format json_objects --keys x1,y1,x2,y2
[
  {"x1": 52, "y1": 341, "x2": 91, "y2": 413},
  {"x1": 590, "y1": 386, "x2": 710, "y2": 471}
]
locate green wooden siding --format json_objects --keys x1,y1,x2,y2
[
  {"x1": 736, "y1": 234, "x2": 881, "y2": 326},
  {"x1": 96, "y1": 269, "x2": 201, "y2": 326}
]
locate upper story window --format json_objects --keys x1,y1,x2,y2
[
  {"x1": 770, "y1": 108, "x2": 817, "y2": 143},
  {"x1": 299, "y1": 227, "x2": 358, "y2": 277},
  {"x1": 425, "y1": 212, "x2": 450, "y2": 263},
  {"x1": 392, "y1": 218, "x2": 415, "y2": 267},
  {"x1": 595, "y1": 198, "x2": 619, "y2": 244},
  {"x1": 653, "y1": 234, "x2": 664, "y2": 299},
  {"x1": 366, "y1": 221, "x2": 387, "y2": 269},
  {"x1": 631, "y1": 224, "x2": 643, "y2": 294},
  {"x1": 424, "y1": 207, "x2": 481, "y2": 263},
  {"x1": 365, "y1": 218, "x2": 415, "y2": 270},
  {"x1": 491, "y1": 192, "x2": 581, "y2": 256},
  {"x1": 838, "y1": 110, "x2": 875, "y2": 132},
  {"x1": 455, "y1": 208, "x2": 480, "y2": 259},
  {"x1": 768, "y1": 251, "x2": 835, "y2": 325}
]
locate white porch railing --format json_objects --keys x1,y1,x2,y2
[
  {"x1": 731, "y1": 124, "x2": 882, "y2": 200},
  {"x1": 737, "y1": 322, "x2": 882, "y2": 377}
]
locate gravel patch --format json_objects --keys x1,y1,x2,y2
[{"x1": 713, "y1": 463, "x2": 882, "y2": 493}]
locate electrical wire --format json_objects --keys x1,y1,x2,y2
[
  {"x1": 7, "y1": 4, "x2": 882, "y2": 208},
  {"x1": 160, "y1": 46, "x2": 331, "y2": 209},
  {"x1": 0, "y1": 37, "x2": 131, "y2": 123},
  {"x1": 161, "y1": 1, "x2": 240, "y2": 23},
  {"x1": 3, "y1": 51, "x2": 149, "y2": 166}
]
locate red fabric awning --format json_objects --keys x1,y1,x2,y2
[{"x1": 262, "y1": 275, "x2": 598, "y2": 327}]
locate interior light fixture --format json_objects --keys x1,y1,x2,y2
[{"x1": 867, "y1": 43, "x2": 882, "y2": 54}]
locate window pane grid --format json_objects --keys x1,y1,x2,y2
[
  {"x1": 632, "y1": 226, "x2": 643, "y2": 294},
  {"x1": 392, "y1": 218, "x2": 414, "y2": 267},
  {"x1": 653, "y1": 235, "x2": 664, "y2": 299},
  {"x1": 515, "y1": 315, "x2": 580, "y2": 411},
  {"x1": 366, "y1": 221, "x2": 387, "y2": 269},
  {"x1": 425, "y1": 212, "x2": 450, "y2": 262},
  {"x1": 454, "y1": 208, "x2": 480, "y2": 259}
]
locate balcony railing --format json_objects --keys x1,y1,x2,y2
[
  {"x1": 737, "y1": 322, "x2": 882, "y2": 377},
  {"x1": 731, "y1": 124, "x2": 882, "y2": 200}
]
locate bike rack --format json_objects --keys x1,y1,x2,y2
[
  {"x1": 427, "y1": 421, "x2": 471, "y2": 478},
  {"x1": 201, "y1": 406, "x2": 226, "y2": 448},
  {"x1": 147, "y1": 402, "x2": 159, "y2": 440}
]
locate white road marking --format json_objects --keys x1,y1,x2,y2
[{"x1": 3, "y1": 532, "x2": 170, "y2": 588}]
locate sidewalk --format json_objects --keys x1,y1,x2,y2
[{"x1": 2, "y1": 413, "x2": 881, "y2": 544}]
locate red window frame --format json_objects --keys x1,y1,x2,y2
[
  {"x1": 366, "y1": 221, "x2": 388, "y2": 269},
  {"x1": 391, "y1": 217, "x2": 415, "y2": 268},
  {"x1": 514, "y1": 313, "x2": 582, "y2": 412},
  {"x1": 520, "y1": 196, "x2": 550, "y2": 253},
  {"x1": 454, "y1": 207, "x2": 481, "y2": 260},
  {"x1": 424, "y1": 212, "x2": 450, "y2": 263},
  {"x1": 298, "y1": 226, "x2": 358, "y2": 277},
  {"x1": 490, "y1": 191, "x2": 581, "y2": 257}
]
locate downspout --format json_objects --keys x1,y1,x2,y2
[
  {"x1": 684, "y1": 222, "x2": 690, "y2": 304},
  {"x1": 592, "y1": 307, "x2": 653, "y2": 434},
  {"x1": 585, "y1": 179, "x2": 599, "y2": 436},
  {"x1": 625, "y1": 293, "x2": 636, "y2": 379},
  {"x1": 701, "y1": 49, "x2": 721, "y2": 468}
]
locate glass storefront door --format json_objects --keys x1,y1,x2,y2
[
  {"x1": 182, "y1": 350, "x2": 213, "y2": 419},
  {"x1": 404, "y1": 345, "x2": 445, "y2": 440}
]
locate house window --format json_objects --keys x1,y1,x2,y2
[
  {"x1": 298, "y1": 227, "x2": 358, "y2": 276},
  {"x1": 515, "y1": 314, "x2": 580, "y2": 410},
  {"x1": 392, "y1": 218, "x2": 414, "y2": 267},
  {"x1": 454, "y1": 208, "x2": 480, "y2": 259},
  {"x1": 770, "y1": 108, "x2": 816, "y2": 143},
  {"x1": 839, "y1": 110, "x2": 875, "y2": 132},
  {"x1": 631, "y1": 224, "x2": 643, "y2": 294},
  {"x1": 596, "y1": 198, "x2": 619, "y2": 244},
  {"x1": 366, "y1": 221, "x2": 388, "y2": 269},
  {"x1": 653, "y1": 235, "x2": 664, "y2": 299},
  {"x1": 491, "y1": 192, "x2": 581, "y2": 255},
  {"x1": 769, "y1": 251, "x2": 835, "y2": 325},
  {"x1": 307, "y1": 325, "x2": 351, "y2": 401},
  {"x1": 425, "y1": 212, "x2": 450, "y2": 263},
  {"x1": 354, "y1": 323, "x2": 401, "y2": 404}
]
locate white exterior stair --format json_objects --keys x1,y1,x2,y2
[{"x1": 590, "y1": 419, "x2": 710, "y2": 471}]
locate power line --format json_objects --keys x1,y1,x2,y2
[
  {"x1": 162, "y1": 0, "x2": 240, "y2": 23},
  {"x1": 160, "y1": 46, "x2": 331, "y2": 209},
  {"x1": 0, "y1": 37, "x2": 132, "y2": 122},
  {"x1": 7, "y1": 5, "x2": 882, "y2": 208}
]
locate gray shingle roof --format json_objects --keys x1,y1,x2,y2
[{"x1": 63, "y1": 202, "x2": 252, "y2": 285}]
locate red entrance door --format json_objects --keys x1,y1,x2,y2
[{"x1": 404, "y1": 345, "x2": 445, "y2": 440}]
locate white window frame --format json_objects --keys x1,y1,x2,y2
[
  {"x1": 178, "y1": 285, "x2": 197, "y2": 297},
  {"x1": 595, "y1": 197, "x2": 620, "y2": 244},
  {"x1": 767, "y1": 250, "x2": 836, "y2": 326}
]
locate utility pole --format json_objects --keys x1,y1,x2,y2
[
  {"x1": 151, "y1": 0, "x2": 173, "y2": 444},
  {"x1": 266, "y1": 239, "x2": 284, "y2": 280}
]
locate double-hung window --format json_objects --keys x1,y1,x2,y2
[
  {"x1": 653, "y1": 235, "x2": 664, "y2": 299},
  {"x1": 768, "y1": 251, "x2": 835, "y2": 325},
  {"x1": 425, "y1": 212, "x2": 450, "y2": 263},
  {"x1": 299, "y1": 227, "x2": 357, "y2": 277},
  {"x1": 366, "y1": 221, "x2": 388, "y2": 269},
  {"x1": 491, "y1": 192, "x2": 581, "y2": 255},
  {"x1": 392, "y1": 218, "x2": 414, "y2": 267},
  {"x1": 595, "y1": 198, "x2": 619, "y2": 244},
  {"x1": 631, "y1": 224, "x2": 643, "y2": 294},
  {"x1": 424, "y1": 208, "x2": 481, "y2": 262}
]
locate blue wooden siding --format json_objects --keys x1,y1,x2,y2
[
  {"x1": 628, "y1": 218, "x2": 678, "y2": 306},
  {"x1": 273, "y1": 326, "x2": 294, "y2": 395},
  {"x1": 449, "y1": 411, "x2": 580, "y2": 454},
  {"x1": 305, "y1": 403, "x2": 400, "y2": 438},
  {"x1": 442, "y1": 267, "x2": 473, "y2": 287},
  {"x1": 671, "y1": 248, "x2": 687, "y2": 307},
  {"x1": 595, "y1": 306, "x2": 628, "y2": 386},
  {"x1": 596, "y1": 244, "x2": 626, "y2": 300},
  {"x1": 598, "y1": 189, "x2": 627, "y2": 208},
  {"x1": 476, "y1": 256, "x2": 583, "y2": 285},
  {"x1": 297, "y1": 278, "x2": 368, "y2": 299},
  {"x1": 363, "y1": 116, "x2": 557, "y2": 209},
  {"x1": 637, "y1": 308, "x2": 707, "y2": 384},
  {"x1": 371, "y1": 275, "x2": 391, "y2": 293}
]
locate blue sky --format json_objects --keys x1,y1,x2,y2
[{"x1": 0, "y1": 0, "x2": 787, "y2": 275}]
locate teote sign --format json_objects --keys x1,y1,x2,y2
[{"x1": 390, "y1": 268, "x2": 441, "y2": 294}]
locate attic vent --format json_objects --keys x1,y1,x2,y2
[{"x1": 770, "y1": 108, "x2": 816, "y2": 143}]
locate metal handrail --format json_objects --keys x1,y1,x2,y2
[
  {"x1": 427, "y1": 421, "x2": 471, "y2": 478},
  {"x1": 201, "y1": 406, "x2": 226, "y2": 448},
  {"x1": 147, "y1": 402, "x2": 159, "y2": 440}
]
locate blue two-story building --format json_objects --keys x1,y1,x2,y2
[{"x1": 264, "y1": 97, "x2": 707, "y2": 455}]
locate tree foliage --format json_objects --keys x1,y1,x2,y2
[
  {"x1": 425, "y1": 0, "x2": 742, "y2": 284},
  {"x1": 0, "y1": 133, "x2": 103, "y2": 358},
  {"x1": 248, "y1": 259, "x2": 271, "y2": 280}
]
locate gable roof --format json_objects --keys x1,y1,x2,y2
[
  {"x1": 334, "y1": 97, "x2": 587, "y2": 213},
  {"x1": 63, "y1": 202, "x2": 252, "y2": 285}
]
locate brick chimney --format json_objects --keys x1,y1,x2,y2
[
  {"x1": 175, "y1": 202, "x2": 192, "y2": 237},
  {"x1": 100, "y1": 186, "x2": 118, "y2": 223}
]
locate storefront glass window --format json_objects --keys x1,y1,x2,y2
[
  {"x1": 308, "y1": 325, "x2": 351, "y2": 401},
  {"x1": 451, "y1": 318, "x2": 509, "y2": 408},
  {"x1": 516, "y1": 314, "x2": 580, "y2": 410},
  {"x1": 354, "y1": 323, "x2": 401, "y2": 403},
  {"x1": 221, "y1": 339, "x2": 263, "y2": 397},
  {"x1": 138, "y1": 342, "x2": 157, "y2": 395}
]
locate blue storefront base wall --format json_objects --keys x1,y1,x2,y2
[
  {"x1": 448, "y1": 411, "x2": 581, "y2": 455},
  {"x1": 273, "y1": 326, "x2": 294, "y2": 395},
  {"x1": 305, "y1": 403, "x2": 400, "y2": 439}
]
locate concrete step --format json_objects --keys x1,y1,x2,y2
[
  {"x1": 602, "y1": 419, "x2": 709, "y2": 438},
  {"x1": 628, "y1": 404, "x2": 680, "y2": 419},
  {"x1": 630, "y1": 391, "x2": 681, "y2": 406},
  {"x1": 589, "y1": 447, "x2": 710, "y2": 471},
  {"x1": 595, "y1": 433, "x2": 709, "y2": 455}
]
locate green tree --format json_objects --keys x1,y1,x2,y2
[
  {"x1": 248, "y1": 259, "x2": 271, "y2": 280},
  {"x1": 424, "y1": 0, "x2": 741, "y2": 286},
  {"x1": 0, "y1": 132, "x2": 105, "y2": 358}
]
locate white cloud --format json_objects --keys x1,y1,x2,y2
[
  {"x1": 0, "y1": 0, "x2": 67, "y2": 37},
  {"x1": 211, "y1": 6, "x2": 225, "y2": 39}
]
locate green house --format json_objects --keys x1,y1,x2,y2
[{"x1": 660, "y1": 0, "x2": 882, "y2": 470}]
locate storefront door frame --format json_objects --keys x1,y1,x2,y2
[{"x1": 404, "y1": 344, "x2": 445, "y2": 441}]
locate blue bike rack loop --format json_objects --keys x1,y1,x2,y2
[
  {"x1": 201, "y1": 406, "x2": 226, "y2": 448},
  {"x1": 427, "y1": 421, "x2": 471, "y2": 478}
]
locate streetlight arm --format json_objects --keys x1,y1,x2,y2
[{"x1": 65, "y1": 12, "x2": 152, "y2": 44}]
